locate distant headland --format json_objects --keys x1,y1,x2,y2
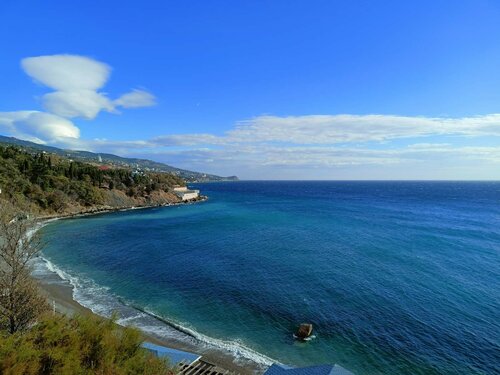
[
  {"x1": 0, "y1": 135, "x2": 238, "y2": 183},
  {"x1": 0, "y1": 136, "x2": 216, "y2": 217}
]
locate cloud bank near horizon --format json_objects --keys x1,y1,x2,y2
[
  {"x1": 145, "y1": 113, "x2": 500, "y2": 146},
  {"x1": 1, "y1": 54, "x2": 499, "y2": 179},
  {"x1": 52, "y1": 113, "x2": 500, "y2": 179}
]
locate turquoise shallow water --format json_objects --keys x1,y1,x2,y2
[{"x1": 39, "y1": 181, "x2": 500, "y2": 374}]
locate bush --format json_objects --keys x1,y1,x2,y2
[{"x1": 0, "y1": 314, "x2": 172, "y2": 374}]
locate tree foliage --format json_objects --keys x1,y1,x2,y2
[
  {"x1": 0, "y1": 146, "x2": 185, "y2": 213},
  {"x1": 0, "y1": 204, "x2": 173, "y2": 374},
  {"x1": 0, "y1": 314, "x2": 173, "y2": 374}
]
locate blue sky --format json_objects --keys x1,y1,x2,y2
[{"x1": 1, "y1": 0, "x2": 500, "y2": 179}]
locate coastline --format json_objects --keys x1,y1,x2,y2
[
  {"x1": 32, "y1": 198, "x2": 268, "y2": 375},
  {"x1": 36, "y1": 195, "x2": 208, "y2": 221}
]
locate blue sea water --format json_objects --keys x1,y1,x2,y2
[{"x1": 38, "y1": 181, "x2": 500, "y2": 374}]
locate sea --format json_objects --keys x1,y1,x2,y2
[{"x1": 34, "y1": 181, "x2": 500, "y2": 374}]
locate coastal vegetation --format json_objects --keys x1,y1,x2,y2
[
  {"x1": 0, "y1": 314, "x2": 172, "y2": 374},
  {"x1": 0, "y1": 145, "x2": 185, "y2": 214},
  {"x1": 0, "y1": 144, "x2": 197, "y2": 374},
  {"x1": 0, "y1": 135, "x2": 238, "y2": 183},
  {"x1": 0, "y1": 202, "x2": 47, "y2": 334},
  {"x1": 0, "y1": 202, "x2": 173, "y2": 374}
]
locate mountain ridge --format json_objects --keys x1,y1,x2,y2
[{"x1": 0, "y1": 135, "x2": 238, "y2": 182}]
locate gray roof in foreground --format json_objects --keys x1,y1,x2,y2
[{"x1": 141, "y1": 342, "x2": 201, "y2": 365}]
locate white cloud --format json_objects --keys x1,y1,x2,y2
[
  {"x1": 125, "y1": 114, "x2": 500, "y2": 149},
  {"x1": 114, "y1": 89, "x2": 156, "y2": 108},
  {"x1": 19, "y1": 54, "x2": 156, "y2": 120},
  {"x1": 225, "y1": 114, "x2": 500, "y2": 144},
  {"x1": 127, "y1": 143, "x2": 500, "y2": 179},
  {"x1": 28, "y1": 109, "x2": 498, "y2": 180},
  {"x1": 407, "y1": 143, "x2": 452, "y2": 149},
  {"x1": 3, "y1": 54, "x2": 500, "y2": 179},
  {"x1": 51, "y1": 137, "x2": 151, "y2": 154},
  {"x1": 0, "y1": 54, "x2": 160, "y2": 155},
  {"x1": 42, "y1": 90, "x2": 115, "y2": 119},
  {"x1": 22, "y1": 55, "x2": 111, "y2": 91},
  {"x1": 151, "y1": 133, "x2": 223, "y2": 146},
  {"x1": 0, "y1": 111, "x2": 80, "y2": 142}
]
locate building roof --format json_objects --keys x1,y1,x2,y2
[
  {"x1": 141, "y1": 342, "x2": 201, "y2": 365},
  {"x1": 264, "y1": 364, "x2": 354, "y2": 375}
]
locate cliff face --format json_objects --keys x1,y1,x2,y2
[
  {"x1": 102, "y1": 189, "x2": 182, "y2": 208},
  {"x1": 0, "y1": 145, "x2": 191, "y2": 217},
  {"x1": 35, "y1": 190, "x2": 187, "y2": 219}
]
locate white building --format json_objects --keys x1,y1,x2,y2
[{"x1": 173, "y1": 186, "x2": 200, "y2": 201}]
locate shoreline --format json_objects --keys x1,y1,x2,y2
[
  {"x1": 32, "y1": 199, "x2": 268, "y2": 375},
  {"x1": 36, "y1": 195, "x2": 209, "y2": 221}
]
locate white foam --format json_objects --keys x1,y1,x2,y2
[
  {"x1": 116, "y1": 313, "x2": 149, "y2": 325},
  {"x1": 33, "y1": 252, "x2": 275, "y2": 368},
  {"x1": 140, "y1": 307, "x2": 276, "y2": 366},
  {"x1": 30, "y1": 218, "x2": 275, "y2": 367}
]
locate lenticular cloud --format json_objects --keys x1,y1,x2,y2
[
  {"x1": 21, "y1": 55, "x2": 114, "y2": 119},
  {"x1": 0, "y1": 111, "x2": 80, "y2": 142},
  {"x1": 19, "y1": 54, "x2": 156, "y2": 120},
  {"x1": 22, "y1": 55, "x2": 111, "y2": 91},
  {"x1": 0, "y1": 54, "x2": 156, "y2": 144}
]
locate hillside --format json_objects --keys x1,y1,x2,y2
[
  {"x1": 0, "y1": 135, "x2": 238, "y2": 182},
  {"x1": 0, "y1": 145, "x2": 192, "y2": 215}
]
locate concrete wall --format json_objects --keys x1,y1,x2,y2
[{"x1": 180, "y1": 191, "x2": 199, "y2": 201}]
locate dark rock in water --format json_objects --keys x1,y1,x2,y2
[{"x1": 296, "y1": 323, "x2": 313, "y2": 339}]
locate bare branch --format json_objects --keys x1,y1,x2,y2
[{"x1": 0, "y1": 200, "x2": 48, "y2": 333}]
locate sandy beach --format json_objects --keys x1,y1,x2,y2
[
  {"x1": 32, "y1": 201, "x2": 265, "y2": 375},
  {"x1": 35, "y1": 261, "x2": 262, "y2": 375}
]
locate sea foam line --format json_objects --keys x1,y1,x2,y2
[
  {"x1": 30, "y1": 219, "x2": 276, "y2": 367},
  {"x1": 132, "y1": 304, "x2": 276, "y2": 366},
  {"x1": 35, "y1": 252, "x2": 275, "y2": 367}
]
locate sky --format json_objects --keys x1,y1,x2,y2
[{"x1": 1, "y1": 0, "x2": 500, "y2": 179}]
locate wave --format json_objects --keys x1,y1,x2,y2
[
  {"x1": 32, "y1": 254, "x2": 275, "y2": 368},
  {"x1": 128, "y1": 303, "x2": 276, "y2": 366},
  {"x1": 26, "y1": 217, "x2": 59, "y2": 241}
]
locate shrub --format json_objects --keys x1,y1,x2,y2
[{"x1": 0, "y1": 314, "x2": 172, "y2": 374}]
